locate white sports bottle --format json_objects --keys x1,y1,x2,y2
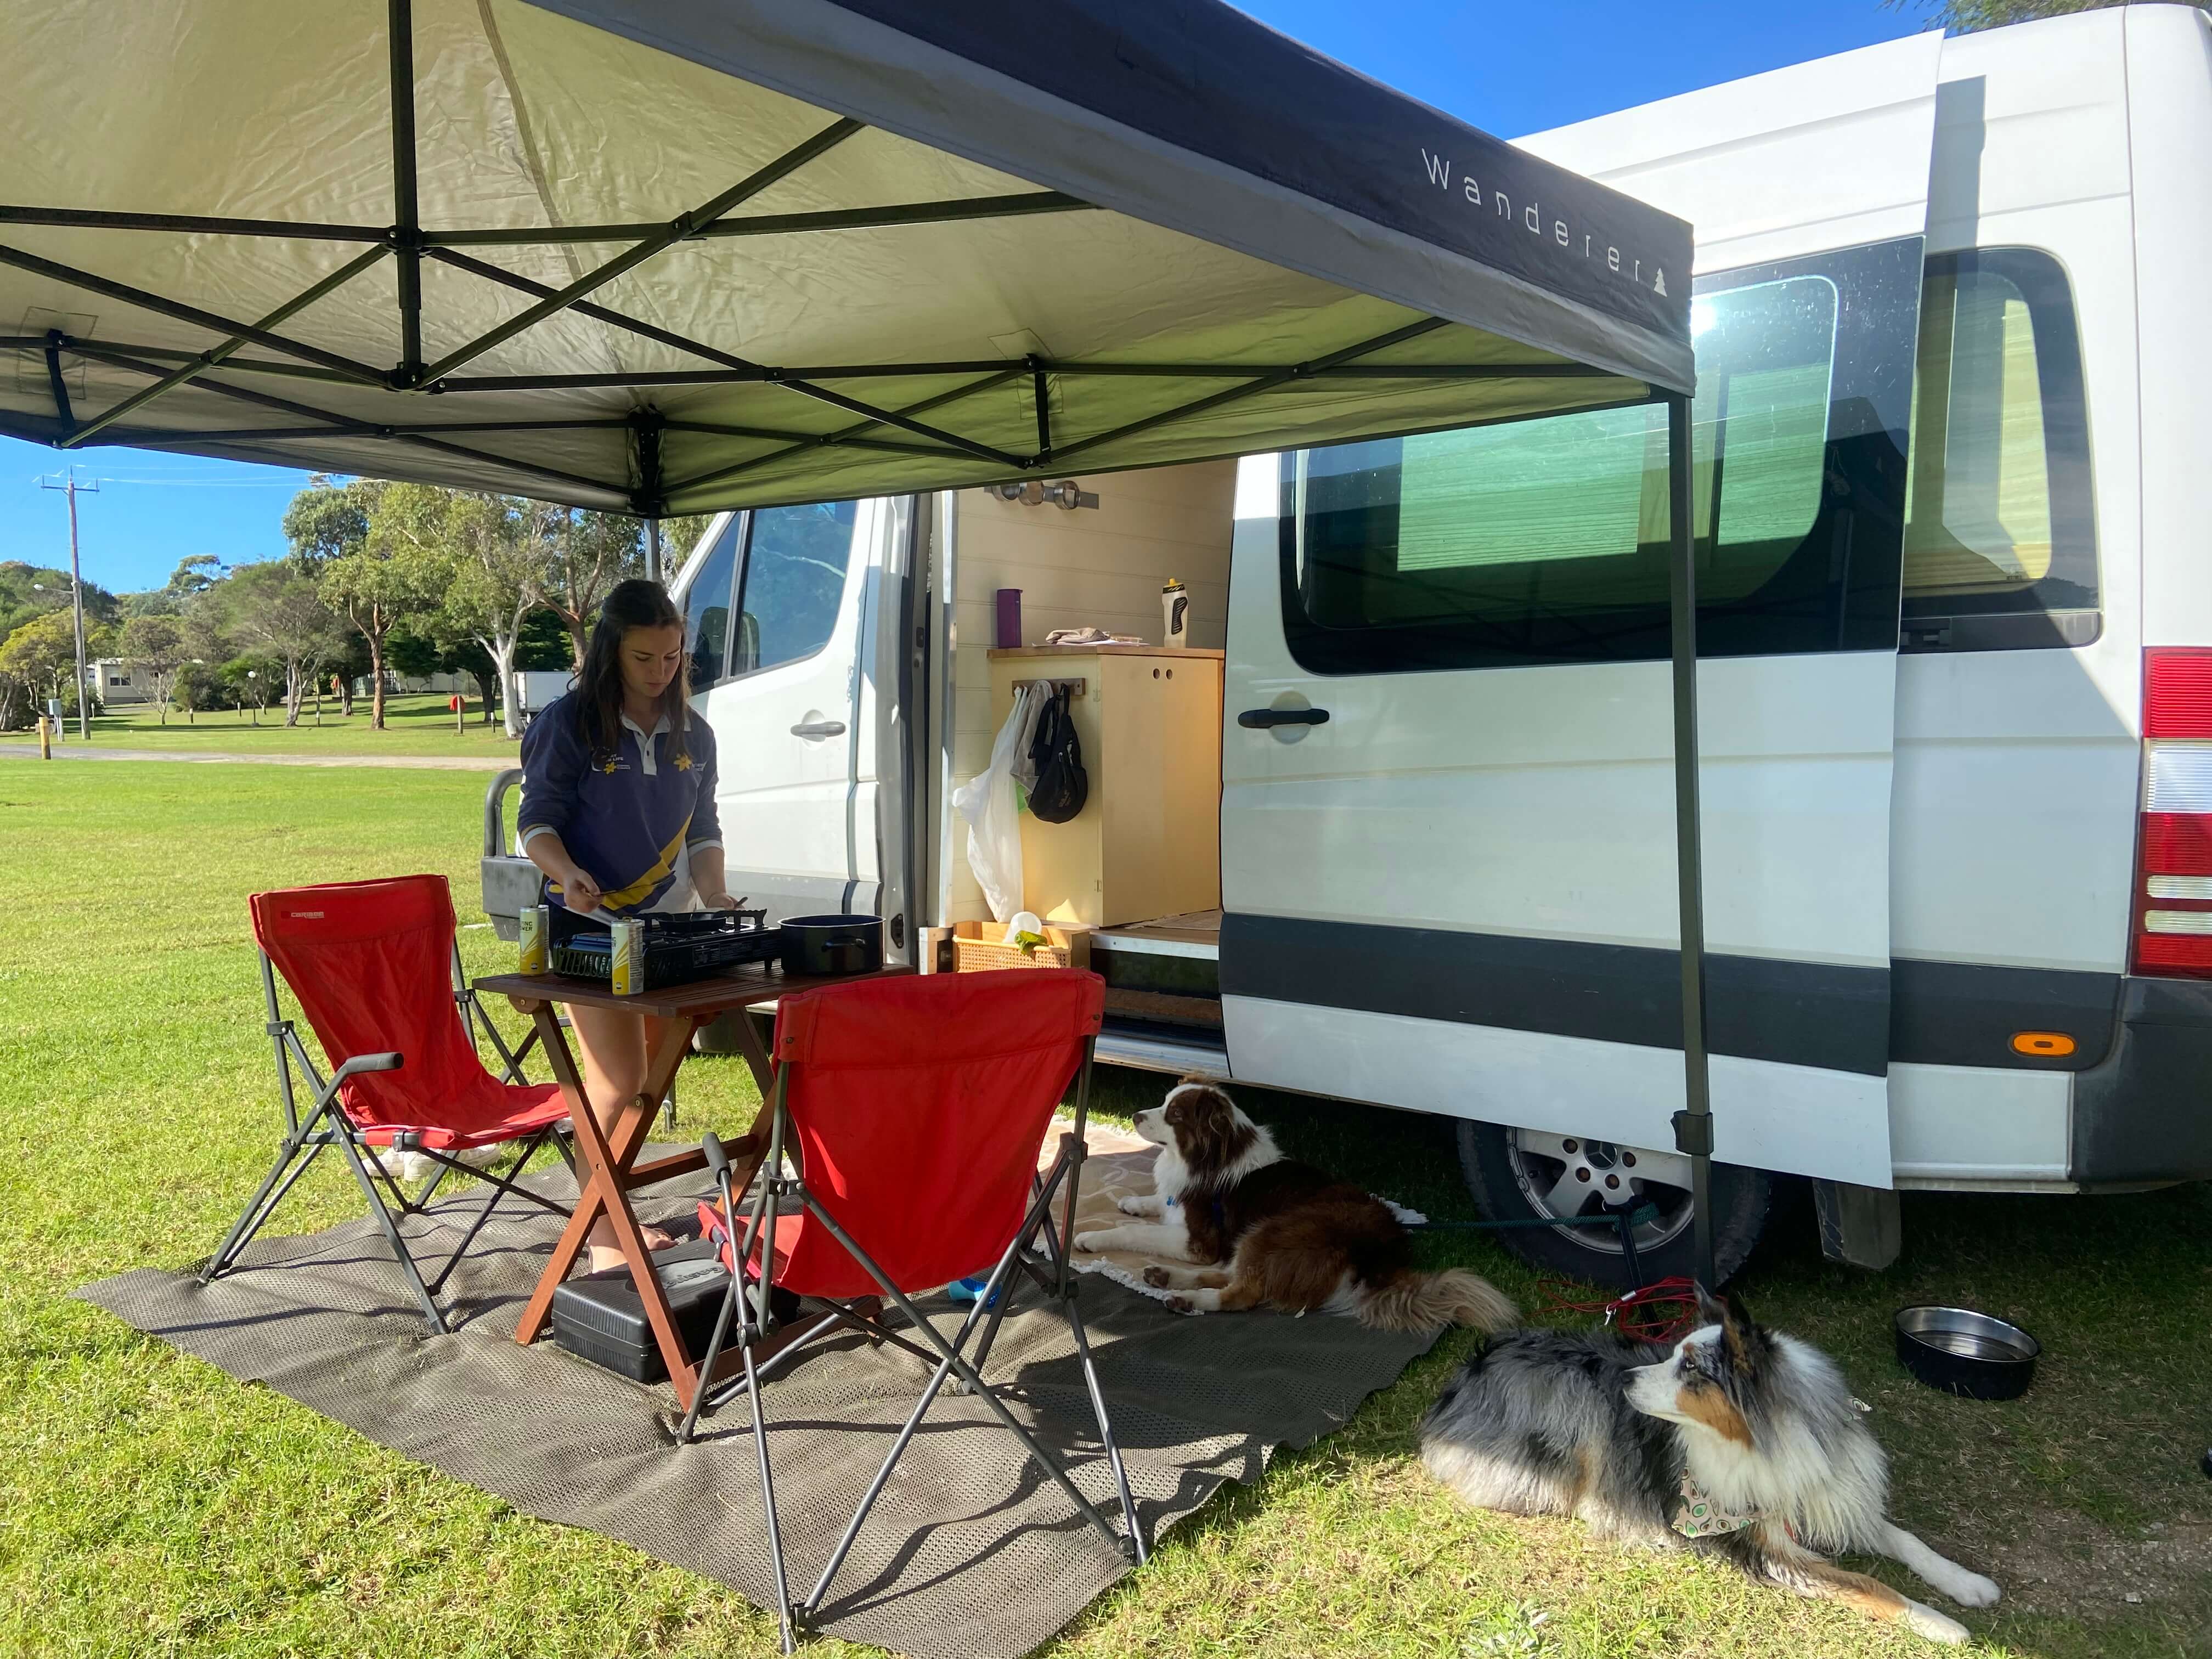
[{"x1": 1161, "y1": 577, "x2": 1188, "y2": 646}]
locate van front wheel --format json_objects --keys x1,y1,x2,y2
[{"x1": 1454, "y1": 1120, "x2": 1770, "y2": 1289}]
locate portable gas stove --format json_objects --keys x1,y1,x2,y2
[{"x1": 545, "y1": 903, "x2": 778, "y2": 991}]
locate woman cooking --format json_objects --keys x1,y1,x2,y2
[{"x1": 517, "y1": 578, "x2": 735, "y2": 1272}]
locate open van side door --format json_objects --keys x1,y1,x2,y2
[
  {"x1": 1220, "y1": 38, "x2": 1943, "y2": 1190},
  {"x1": 676, "y1": 499, "x2": 888, "y2": 921}
]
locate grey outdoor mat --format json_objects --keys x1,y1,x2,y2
[{"x1": 77, "y1": 1158, "x2": 1438, "y2": 1659}]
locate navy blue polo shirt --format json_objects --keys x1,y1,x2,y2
[{"x1": 517, "y1": 693, "x2": 723, "y2": 914}]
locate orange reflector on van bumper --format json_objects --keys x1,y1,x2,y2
[{"x1": 2012, "y1": 1031, "x2": 2077, "y2": 1057}]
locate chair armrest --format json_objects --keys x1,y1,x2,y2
[
  {"x1": 335, "y1": 1051, "x2": 404, "y2": 1079},
  {"x1": 309, "y1": 1051, "x2": 405, "y2": 1119}
]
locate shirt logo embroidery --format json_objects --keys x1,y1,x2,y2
[
  {"x1": 599, "y1": 756, "x2": 626, "y2": 774},
  {"x1": 673, "y1": 752, "x2": 693, "y2": 772}
]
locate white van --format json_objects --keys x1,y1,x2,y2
[{"x1": 648, "y1": 7, "x2": 2212, "y2": 1284}]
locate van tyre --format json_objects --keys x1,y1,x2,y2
[{"x1": 1454, "y1": 1120, "x2": 1771, "y2": 1289}]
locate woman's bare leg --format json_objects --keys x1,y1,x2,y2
[{"x1": 565, "y1": 1002, "x2": 681, "y2": 1272}]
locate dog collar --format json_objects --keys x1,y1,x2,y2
[{"x1": 1672, "y1": 1473, "x2": 1756, "y2": 1538}]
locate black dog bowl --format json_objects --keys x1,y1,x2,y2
[
  {"x1": 781, "y1": 913, "x2": 883, "y2": 978},
  {"x1": 1894, "y1": 1306, "x2": 2040, "y2": 1400}
]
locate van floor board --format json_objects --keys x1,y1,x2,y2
[{"x1": 1097, "y1": 910, "x2": 1222, "y2": 956}]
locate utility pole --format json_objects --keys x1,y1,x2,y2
[{"x1": 38, "y1": 468, "x2": 98, "y2": 740}]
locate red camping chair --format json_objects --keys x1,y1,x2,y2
[
  {"x1": 681, "y1": 970, "x2": 1144, "y2": 1652},
  {"x1": 201, "y1": 875, "x2": 574, "y2": 1333}
]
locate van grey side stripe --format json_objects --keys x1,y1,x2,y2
[
  {"x1": 1219, "y1": 914, "x2": 1890, "y2": 1076},
  {"x1": 1889, "y1": 958, "x2": 2120, "y2": 1071},
  {"x1": 1219, "y1": 916, "x2": 2136, "y2": 1076}
]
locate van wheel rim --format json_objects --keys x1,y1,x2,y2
[{"x1": 1503, "y1": 1129, "x2": 1697, "y2": 1255}]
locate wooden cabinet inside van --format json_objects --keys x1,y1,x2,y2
[{"x1": 987, "y1": 645, "x2": 1223, "y2": 928}]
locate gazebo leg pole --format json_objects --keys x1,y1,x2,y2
[{"x1": 1666, "y1": 391, "x2": 1717, "y2": 1290}]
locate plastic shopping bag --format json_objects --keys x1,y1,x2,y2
[{"x1": 951, "y1": 682, "x2": 1039, "y2": 923}]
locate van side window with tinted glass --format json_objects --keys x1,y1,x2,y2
[
  {"x1": 1280, "y1": 238, "x2": 1922, "y2": 673},
  {"x1": 1901, "y1": 249, "x2": 2095, "y2": 649},
  {"x1": 732, "y1": 499, "x2": 860, "y2": 675}
]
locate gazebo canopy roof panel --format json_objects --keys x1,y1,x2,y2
[
  {"x1": 654, "y1": 357, "x2": 1647, "y2": 515},
  {"x1": 0, "y1": 0, "x2": 1691, "y2": 514},
  {"x1": 6, "y1": 4, "x2": 402, "y2": 227},
  {"x1": 547, "y1": 0, "x2": 1694, "y2": 383}
]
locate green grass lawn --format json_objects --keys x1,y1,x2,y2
[
  {"x1": 2, "y1": 757, "x2": 2208, "y2": 1658},
  {"x1": 60, "y1": 692, "x2": 524, "y2": 758}
]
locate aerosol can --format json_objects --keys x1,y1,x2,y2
[{"x1": 1161, "y1": 577, "x2": 1189, "y2": 647}]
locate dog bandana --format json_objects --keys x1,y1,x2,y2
[{"x1": 1672, "y1": 1473, "x2": 1756, "y2": 1538}]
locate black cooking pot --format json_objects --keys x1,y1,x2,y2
[{"x1": 781, "y1": 913, "x2": 883, "y2": 978}]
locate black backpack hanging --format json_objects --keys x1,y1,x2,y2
[{"x1": 1026, "y1": 687, "x2": 1088, "y2": 824}]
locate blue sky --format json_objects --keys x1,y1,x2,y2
[{"x1": 0, "y1": 1, "x2": 1925, "y2": 597}]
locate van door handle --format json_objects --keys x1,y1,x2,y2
[
  {"x1": 1237, "y1": 708, "x2": 1330, "y2": 729},
  {"x1": 791, "y1": 720, "x2": 847, "y2": 738}
]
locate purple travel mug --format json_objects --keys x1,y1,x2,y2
[{"x1": 995, "y1": 588, "x2": 1022, "y2": 649}]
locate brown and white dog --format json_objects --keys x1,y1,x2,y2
[{"x1": 1072, "y1": 1079, "x2": 1515, "y2": 1331}]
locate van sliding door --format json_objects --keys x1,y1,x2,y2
[{"x1": 1220, "y1": 240, "x2": 1926, "y2": 1189}]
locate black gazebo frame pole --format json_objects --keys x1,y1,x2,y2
[
  {"x1": 390, "y1": 0, "x2": 423, "y2": 386},
  {"x1": 1665, "y1": 390, "x2": 1716, "y2": 1289}
]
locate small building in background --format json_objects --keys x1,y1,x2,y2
[{"x1": 88, "y1": 658, "x2": 153, "y2": 704}]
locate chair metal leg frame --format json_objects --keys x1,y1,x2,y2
[
  {"x1": 215, "y1": 1053, "x2": 450, "y2": 1334},
  {"x1": 742, "y1": 1321, "x2": 794, "y2": 1653},
  {"x1": 201, "y1": 1053, "x2": 378, "y2": 1285},
  {"x1": 679, "y1": 1147, "x2": 798, "y2": 1652},
  {"x1": 202, "y1": 1046, "x2": 561, "y2": 1335},
  {"x1": 795, "y1": 1193, "x2": 1135, "y2": 1617},
  {"x1": 408, "y1": 1125, "x2": 575, "y2": 1296},
  {"x1": 201, "y1": 1128, "x2": 333, "y2": 1284},
  {"x1": 510, "y1": 1022, "x2": 543, "y2": 1071},
  {"x1": 690, "y1": 1282, "x2": 947, "y2": 1426},
  {"x1": 1060, "y1": 1293, "x2": 1146, "y2": 1564},
  {"x1": 1036, "y1": 1045, "x2": 1148, "y2": 1559},
  {"x1": 960, "y1": 1163, "x2": 1065, "y2": 1384},
  {"x1": 208, "y1": 986, "x2": 357, "y2": 1282},
  {"x1": 736, "y1": 1146, "x2": 1071, "y2": 1419},
  {"x1": 453, "y1": 941, "x2": 534, "y2": 1088},
  {"x1": 405, "y1": 1134, "x2": 576, "y2": 1224},
  {"x1": 693, "y1": 1210, "x2": 1033, "y2": 1428},
  {"x1": 329, "y1": 1122, "x2": 452, "y2": 1333},
  {"x1": 681, "y1": 1044, "x2": 1143, "y2": 1639},
  {"x1": 693, "y1": 1308, "x2": 848, "y2": 1412},
  {"x1": 981, "y1": 1167, "x2": 1147, "y2": 1562},
  {"x1": 680, "y1": 1125, "x2": 786, "y2": 1443}
]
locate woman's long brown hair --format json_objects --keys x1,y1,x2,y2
[{"x1": 574, "y1": 578, "x2": 691, "y2": 766}]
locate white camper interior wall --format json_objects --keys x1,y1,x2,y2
[{"x1": 948, "y1": 460, "x2": 1238, "y2": 923}]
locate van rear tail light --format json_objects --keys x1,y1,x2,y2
[
  {"x1": 2134, "y1": 650, "x2": 2212, "y2": 976},
  {"x1": 2145, "y1": 650, "x2": 2212, "y2": 738}
]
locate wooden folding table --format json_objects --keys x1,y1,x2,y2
[{"x1": 474, "y1": 960, "x2": 910, "y2": 1409}]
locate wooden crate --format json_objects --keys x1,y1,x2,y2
[{"x1": 946, "y1": 919, "x2": 1091, "y2": 974}]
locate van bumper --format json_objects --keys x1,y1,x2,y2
[{"x1": 2070, "y1": 975, "x2": 2212, "y2": 1183}]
